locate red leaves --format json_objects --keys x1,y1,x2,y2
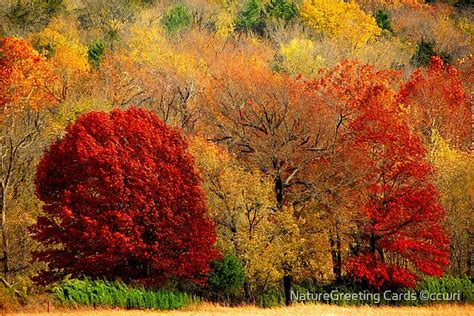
[
  {"x1": 398, "y1": 56, "x2": 470, "y2": 147},
  {"x1": 31, "y1": 107, "x2": 219, "y2": 285},
  {"x1": 346, "y1": 254, "x2": 418, "y2": 289},
  {"x1": 304, "y1": 60, "x2": 450, "y2": 289}
]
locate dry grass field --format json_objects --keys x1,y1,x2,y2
[{"x1": 6, "y1": 303, "x2": 474, "y2": 316}]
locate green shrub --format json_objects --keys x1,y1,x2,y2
[
  {"x1": 236, "y1": 0, "x2": 266, "y2": 34},
  {"x1": 161, "y1": 5, "x2": 192, "y2": 34},
  {"x1": 258, "y1": 288, "x2": 285, "y2": 307},
  {"x1": 374, "y1": 10, "x2": 392, "y2": 32},
  {"x1": 87, "y1": 40, "x2": 106, "y2": 69},
  {"x1": 266, "y1": 0, "x2": 297, "y2": 22},
  {"x1": 410, "y1": 39, "x2": 451, "y2": 67},
  {"x1": 207, "y1": 253, "x2": 245, "y2": 301},
  {"x1": 416, "y1": 277, "x2": 473, "y2": 304},
  {"x1": 53, "y1": 278, "x2": 195, "y2": 310}
]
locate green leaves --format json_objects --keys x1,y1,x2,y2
[
  {"x1": 87, "y1": 40, "x2": 106, "y2": 69},
  {"x1": 161, "y1": 5, "x2": 192, "y2": 35},
  {"x1": 236, "y1": 0, "x2": 265, "y2": 33},
  {"x1": 417, "y1": 277, "x2": 474, "y2": 303},
  {"x1": 374, "y1": 10, "x2": 392, "y2": 32},
  {"x1": 208, "y1": 253, "x2": 245, "y2": 298},
  {"x1": 266, "y1": 0, "x2": 297, "y2": 22},
  {"x1": 411, "y1": 39, "x2": 451, "y2": 67}
]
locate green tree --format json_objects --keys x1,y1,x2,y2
[
  {"x1": 374, "y1": 10, "x2": 392, "y2": 32},
  {"x1": 410, "y1": 39, "x2": 451, "y2": 67},
  {"x1": 208, "y1": 253, "x2": 245, "y2": 302},
  {"x1": 161, "y1": 5, "x2": 192, "y2": 35},
  {"x1": 266, "y1": 0, "x2": 297, "y2": 22},
  {"x1": 236, "y1": 0, "x2": 265, "y2": 34},
  {"x1": 87, "y1": 40, "x2": 106, "y2": 69}
]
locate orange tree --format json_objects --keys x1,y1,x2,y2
[{"x1": 0, "y1": 37, "x2": 56, "y2": 277}]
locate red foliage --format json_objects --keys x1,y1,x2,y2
[
  {"x1": 306, "y1": 61, "x2": 450, "y2": 289},
  {"x1": 346, "y1": 254, "x2": 418, "y2": 289},
  {"x1": 398, "y1": 56, "x2": 470, "y2": 147},
  {"x1": 344, "y1": 103, "x2": 450, "y2": 289},
  {"x1": 31, "y1": 107, "x2": 219, "y2": 285}
]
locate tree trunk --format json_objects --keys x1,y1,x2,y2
[
  {"x1": 370, "y1": 233, "x2": 376, "y2": 253},
  {"x1": 274, "y1": 170, "x2": 283, "y2": 209},
  {"x1": 274, "y1": 169, "x2": 294, "y2": 305},
  {"x1": 283, "y1": 274, "x2": 292, "y2": 306},
  {"x1": 243, "y1": 281, "x2": 253, "y2": 303},
  {"x1": 0, "y1": 185, "x2": 9, "y2": 275},
  {"x1": 274, "y1": 170, "x2": 294, "y2": 305},
  {"x1": 329, "y1": 233, "x2": 342, "y2": 283}
]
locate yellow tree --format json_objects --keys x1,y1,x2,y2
[
  {"x1": 189, "y1": 137, "x2": 277, "y2": 300},
  {"x1": 278, "y1": 37, "x2": 325, "y2": 77},
  {"x1": 299, "y1": 0, "x2": 381, "y2": 51},
  {"x1": 29, "y1": 17, "x2": 90, "y2": 102},
  {"x1": 429, "y1": 131, "x2": 474, "y2": 277},
  {"x1": 188, "y1": 137, "x2": 329, "y2": 302}
]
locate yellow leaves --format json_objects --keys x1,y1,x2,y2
[
  {"x1": 29, "y1": 17, "x2": 90, "y2": 101},
  {"x1": 128, "y1": 25, "x2": 169, "y2": 65},
  {"x1": 216, "y1": 11, "x2": 236, "y2": 38},
  {"x1": 300, "y1": 0, "x2": 342, "y2": 35},
  {"x1": 457, "y1": 17, "x2": 474, "y2": 36},
  {"x1": 429, "y1": 131, "x2": 474, "y2": 187},
  {"x1": 428, "y1": 131, "x2": 473, "y2": 276},
  {"x1": 189, "y1": 136, "x2": 275, "y2": 228},
  {"x1": 279, "y1": 37, "x2": 325, "y2": 77},
  {"x1": 299, "y1": 0, "x2": 381, "y2": 51},
  {"x1": 429, "y1": 129, "x2": 474, "y2": 212},
  {"x1": 128, "y1": 26, "x2": 207, "y2": 79},
  {"x1": 189, "y1": 137, "x2": 288, "y2": 286},
  {"x1": 31, "y1": 19, "x2": 89, "y2": 74}
]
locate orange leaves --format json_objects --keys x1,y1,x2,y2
[{"x1": 0, "y1": 37, "x2": 57, "y2": 120}]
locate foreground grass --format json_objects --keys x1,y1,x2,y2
[{"x1": 6, "y1": 302, "x2": 474, "y2": 316}]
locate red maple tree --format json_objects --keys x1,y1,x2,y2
[
  {"x1": 304, "y1": 61, "x2": 450, "y2": 289},
  {"x1": 345, "y1": 102, "x2": 450, "y2": 289},
  {"x1": 31, "y1": 107, "x2": 219, "y2": 285},
  {"x1": 333, "y1": 63, "x2": 450, "y2": 289}
]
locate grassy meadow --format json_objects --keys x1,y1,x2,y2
[{"x1": 7, "y1": 303, "x2": 474, "y2": 316}]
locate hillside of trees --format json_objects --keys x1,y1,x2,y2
[{"x1": 0, "y1": 0, "x2": 472, "y2": 310}]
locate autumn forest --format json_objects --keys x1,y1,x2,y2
[{"x1": 0, "y1": 0, "x2": 473, "y2": 313}]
